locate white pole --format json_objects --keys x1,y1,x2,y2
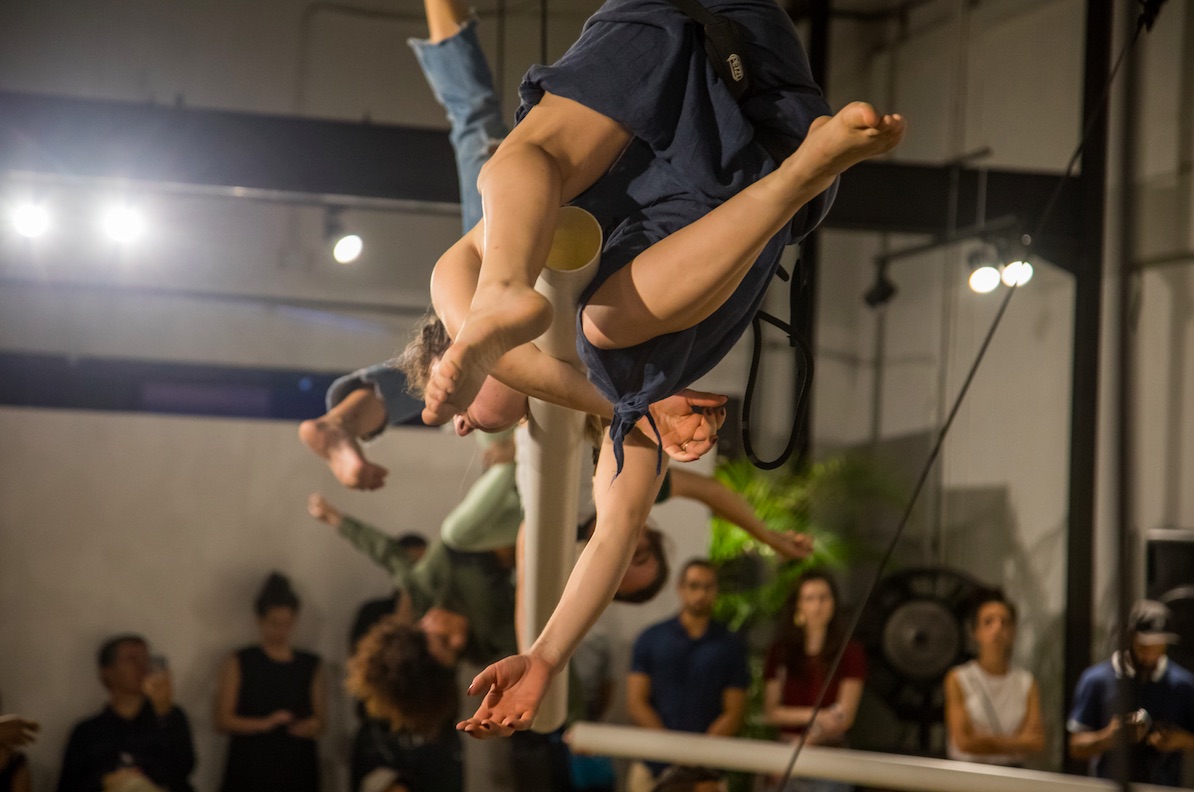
[
  {"x1": 517, "y1": 207, "x2": 603, "y2": 733},
  {"x1": 568, "y1": 723, "x2": 1173, "y2": 792}
]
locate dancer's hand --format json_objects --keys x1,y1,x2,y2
[
  {"x1": 760, "y1": 529, "x2": 814, "y2": 561},
  {"x1": 307, "y1": 494, "x2": 343, "y2": 529},
  {"x1": 457, "y1": 653, "x2": 555, "y2": 739},
  {"x1": 646, "y1": 389, "x2": 727, "y2": 463}
]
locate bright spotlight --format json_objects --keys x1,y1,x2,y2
[
  {"x1": 1001, "y1": 260, "x2": 1034, "y2": 287},
  {"x1": 969, "y1": 265, "x2": 1001, "y2": 294},
  {"x1": 333, "y1": 234, "x2": 363, "y2": 264},
  {"x1": 13, "y1": 204, "x2": 50, "y2": 238},
  {"x1": 103, "y1": 206, "x2": 145, "y2": 243}
]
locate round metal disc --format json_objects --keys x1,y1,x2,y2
[{"x1": 881, "y1": 599, "x2": 961, "y2": 681}]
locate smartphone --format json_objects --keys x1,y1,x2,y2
[{"x1": 148, "y1": 654, "x2": 169, "y2": 673}]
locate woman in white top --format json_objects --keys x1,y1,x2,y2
[{"x1": 944, "y1": 589, "x2": 1046, "y2": 766}]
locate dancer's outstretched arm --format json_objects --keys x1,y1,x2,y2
[
  {"x1": 458, "y1": 426, "x2": 667, "y2": 738},
  {"x1": 668, "y1": 468, "x2": 813, "y2": 560}
]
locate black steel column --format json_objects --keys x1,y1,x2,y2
[
  {"x1": 795, "y1": 0, "x2": 830, "y2": 465},
  {"x1": 1063, "y1": 0, "x2": 1113, "y2": 772}
]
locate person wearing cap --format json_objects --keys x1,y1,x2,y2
[{"x1": 1067, "y1": 599, "x2": 1194, "y2": 786}]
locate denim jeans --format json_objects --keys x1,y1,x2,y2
[
  {"x1": 408, "y1": 19, "x2": 509, "y2": 233},
  {"x1": 325, "y1": 363, "x2": 421, "y2": 434}
]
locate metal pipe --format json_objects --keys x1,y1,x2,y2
[
  {"x1": 515, "y1": 206, "x2": 601, "y2": 733},
  {"x1": 568, "y1": 723, "x2": 1173, "y2": 792}
]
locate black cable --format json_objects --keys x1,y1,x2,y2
[
  {"x1": 770, "y1": 6, "x2": 1155, "y2": 788},
  {"x1": 741, "y1": 312, "x2": 813, "y2": 470}
]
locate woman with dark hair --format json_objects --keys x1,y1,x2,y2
[
  {"x1": 763, "y1": 569, "x2": 865, "y2": 792},
  {"x1": 215, "y1": 573, "x2": 325, "y2": 792},
  {"x1": 944, "y1": 588, "x2": 1044, "y2": 766}
]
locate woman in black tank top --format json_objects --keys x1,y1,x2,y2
[{"x1": 215, "y1": 573, "x2": 325, "y2": 792}]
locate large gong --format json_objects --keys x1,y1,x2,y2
[{"x1": 857, "y1": 567, "x2": 980, "y2": 728}]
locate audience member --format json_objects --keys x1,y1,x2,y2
[
  {"x1": 0, "y1": 697, "x2": 35, "y2": 792},
  {"x1": 944, "y1": 588, "x2": 1044, "y2": 766},
  {"x1": 626, "y1": 560, "x2": 748, "y2": 792},
  {"x1": 214, "y1": 573, "x2": 325, "y2": 792},
  {"x1": 57, "y1": 635, "x2": 195, "y2": 792},
  {"x1": 762, "y1": 569, "x2": 865, "y2": 792},
  {"x1": 1068, "y1": 599, "x2": 1194, "y2": 786},
  {"x1": 651, "y1": 766, "x2": 728, "y2": 792}
]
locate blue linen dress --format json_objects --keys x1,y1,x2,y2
[{"x1": 515, "y1": 0, "x2": 838, "y2": 468}]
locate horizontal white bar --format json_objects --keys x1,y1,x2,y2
[{"x1": 568, "y1": 723, "x2": 1172, "y2": 792}]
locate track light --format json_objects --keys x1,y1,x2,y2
[
  {"x1": 864, "y1": 262, "x2": 897, "y2": 308},
  {"x1": 12, "y1": 204, "x2": 50, "y2": 239},
  {"x1": 1001, "y1": 259, "x2": 1034, "y2": 287},
  {"x1": 333, "y1": 234, "x2": 363, "y2": 264},
  {"x1": 967, "y1": 249, "x2": 1001, "y2": 294},
  {"x1": 325, "y1": 208, "x2": 362, "y2": 265},
  {"x1": 102, "y1": 206, "x2": 145, "y2": 243}
]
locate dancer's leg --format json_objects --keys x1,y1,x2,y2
[
  {"x1": 424, "y1": 0, "x2": 468, "y2": 42},
  {"x1": 423, "y1": 93, "x2": 632, "y2": 425},
  {"x1": 410, "y1": 0, "x2": 507, "y2": 232},
  {"x1": 582, "y1": 102, "x2": 905, "y2": 350},
  {"x1": 299, "y1": 388, "x2": 390, "y2": 490}
]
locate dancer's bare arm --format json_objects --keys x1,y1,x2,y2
[
  {"x1": 668, "y1": 468, "x2": 813, "y2": 560},
  {"x1": 459, "y1": 427, "x2": 667, "y2": 737}
]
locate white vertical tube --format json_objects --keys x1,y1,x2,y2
[{"x1": 516, "y1": 207, "x2": 603, "y2": 733}]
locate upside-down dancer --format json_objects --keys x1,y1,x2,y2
[{"x1": 404, "y1": 0, "x2": 903, "y2": 737}]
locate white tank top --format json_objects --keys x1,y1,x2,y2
[{"x1": 946, "y1": 660, "x2": 1034, "y2": 765}]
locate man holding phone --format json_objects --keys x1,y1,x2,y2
[{"x1": 57, "y1": 635, "x2": 195, "y2": 792}]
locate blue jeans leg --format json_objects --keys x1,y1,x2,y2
[
  {"x1": 409, "y1": 19, "x2": 509, "y2": 233},
  {"x1": 325, "y1": 363, "x2": 422, "y2": 435}
]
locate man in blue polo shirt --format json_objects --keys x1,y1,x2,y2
[
  {"x1": 626, "y1": 559, "x2": 748, "y2": 792},
  {"x1": 1068, "y1": 599, "x2": 1194, "y2": 786}
]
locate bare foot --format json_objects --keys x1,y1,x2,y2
[
  {"x1": 298, "y1": 418, "x2": 389, "y2": 490},
  {"x1": 785, "y1": 101, "x2": 906, "y2": 192},
  {"x1": 422, "y1": 283, "x2": 551, "y2": 425}
]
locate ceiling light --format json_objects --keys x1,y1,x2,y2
[
  {"x1": 1001, "y1": 260, "x2": 1034, "y2": 287},
  {"x1": 969, "y1": 266, "x2": 1001, "y2": 294},
  {"x1": 12, "y1": 204, "x2": 50, "y2": 239},
  {"x1": 103, "y1": 206, "x2": 145, "y2": 243},
  {"x1": 332, "y1": 233, "x2": 363, "y2": 264}
]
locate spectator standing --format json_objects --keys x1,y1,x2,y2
[
  {"x1": 944, "y1": 588, "x2": 1045, "y2": 766},
  {"x1": 1068, "y1": 599, "x2": 1194, "y2": 786},
  {"x1": 215, "y1": 573, "x2": 325, "y2": 792},
  {"x1": 762, "y1": 569, "x2": 865, "y2": 792},
  {"x1": 626, "y1": 560, "x2": 748, "y2": 792}
]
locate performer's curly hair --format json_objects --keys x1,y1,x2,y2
[
  {"x1": 394, "y1": 311, "x2": 451, "y2": 400},
  {"x1": 346, "y1": 617, "x2": 458, "y2": 737}
]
